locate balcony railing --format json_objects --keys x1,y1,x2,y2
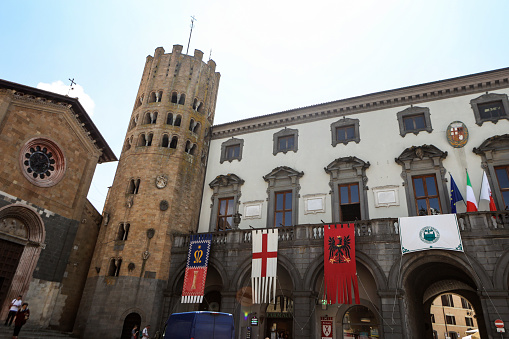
[{"x1": 172, "y1": 211, "x2": 508, "y2": 249}]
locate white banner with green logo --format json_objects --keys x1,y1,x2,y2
[{"x1": 399, "y1": 214, "x2": 463, "y2": 254}]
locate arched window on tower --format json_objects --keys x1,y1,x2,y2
[
  {"x1": 127, "y1": 179, "x2": 140, "y2": 194},
  {"x1": 193, "y1": 98, "x2": 199, "y2": 111},
  {"x1": 117, "y1": 223, "x2": 130, "y2": 241},
  {"x1": 150, "y1": 112, "x2": 158, "y2": 124},
  {"x1": 129, "y1": 117, "x2": 136, "y2": 130},
  {"x1": 193, "y1": 122, "x2": 200, "y2": 135},
  {"x1": 185, "y1": 140, "x2": 191, "y2": 153},
  {"x1": 143, "y1": 112, "x2": 151, "y2": 125},
  {"x1": 146, "y1": 133, "x2": 153, "y2": 146},
  {"x1": 189, "y1": 119, "x2": 195, "y2": 132},
  {"x1": 137, "y1": 134, "x2": 147, "y2": 147},
  {"x1": 197, "y1": 102, "x2": 204, "y2": 113},
  {"x1": 107, "y1": 258, "x2": 122, "y2": 277},
  {"x1": 171, "y1": 91, "x2": 178, "y2": 104},
  {"x1": 161, "y1": 134, "x2": 169, "y2": 148},
  {"x1": 189, "y1": 144, "x2": 197, "y2": 156},
  {"x1": 174, "y1": 115, "x2": 182, "y2": 127},
  {"x1": 124, "y1": 138, "x2": 131, "y2": 151},
  {"x1": 149, "y1": 92, "x2": 156, "y2": 103},
  {"x1": 166, "y1": 112, "x2": 174, "y2": 125},
  {"x1": 156, "y1": 90, "x2": 163, "y2": 102},
  {"x1": 170, "y1": 136, "x2": 178, "y2": 149},
  {"x1": 179, "y1": 93, "x2": 186, "y2": 105}
]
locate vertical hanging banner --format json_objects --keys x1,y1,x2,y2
[
  {"x1": 252, "y1": 229, "x2": 278, "y2": 304},
  {"x1": 181, "y1": 234, "x2": 212, "y2": 303},
  {"x1": 323, "y1": 224, "x2": 359, "y2": 305},
  {"x1": 321, "y1": 316, "x2": 333, "y2": 339}
]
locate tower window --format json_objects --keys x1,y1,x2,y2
[
  {"x1": 128, "y1": 179, "x2": 140, "y2": 194},
  {"x1": 178, "y1": 93, "x2": 186, "y2": 105},
  {"x1": 171, "y1": 91, "x2": 178, "y2": 104},
  {"x1": 193, "y1": 122, "x2": 200, "y2": 134},
  {"x1": 149, "y1": 92, "x2": 156, "y2": 103},
  {"x1": 174, "y1": 115, "x2": 182, "y2": 127},
  {"x1": 117, "y1": 223, "x2": 130, "y2": 241},
  {"x1": 137, "y1": 134, "x2": 146, "y2": 147},
  {"x1": 161, "y1": 134, "x2": 169, "y2": 148},
  {"x1": 166, "y1": 113, "x2": 173, "y2": 125},
  {"x1": 107, "y1": 258, "x2": 122, "y2": 277},
  {"x1": 170, "y1": 136, "x2": 178, "y2": 149},
  {"x1": 146, "y1": 133, "x2": 153, "y2": 146},
  {"x1": 189, "y1": 119, "x2": 195, "y2": 132}
]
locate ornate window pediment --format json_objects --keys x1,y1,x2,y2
[
  {"x1": 396, "y1": 106, "x2": 433, "y2": 137},
  {"x1": 209, "y1": 173, "x2": 245, "y2": 188},
  {"x1": 208, "y1": 174, "x2": 244, "y2": 231}
]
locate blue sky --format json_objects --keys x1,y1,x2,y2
[{"x1": 1, "y1": 0, "x2": 508, "y2": 212}]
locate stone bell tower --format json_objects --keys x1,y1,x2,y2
[{"x1": 75, "y1": 45, "x2": 220, "y2": 339}]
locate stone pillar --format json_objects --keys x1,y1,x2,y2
[
  {"x1": 480, "y1": 291, "x2": 509, "y2": 338},
  {"x1": 292, "y1": 291, "x2": 314, "y2": 339},
  {"x1": 379, "y1": 290, "x2": 406, "y2": 339},
  {"x1": 221, "y1": 291, "x2": 237, "y2": 315}
]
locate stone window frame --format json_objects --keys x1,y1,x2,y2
[
  {"x1": 330, "y1": 118, "x2": 360, "y2": 147},
  {"x1": 273, "y1": 128, "x2": 298, "y2": 155},
  {"x1": 396, "y1": 145, "x2": 449, "y2": 216},
  {"x1": 208, "y1": 174, "x2": 244, "y2": 232},
  {"x1": 473, "y1": 134, "x2": 509, "y2": 210},
  {"x1": 263, "y1": 166, "x2": 304, "y2": 228},
  {"x1": 396, "y1": 106, "x2": 433, "y2": 137},
  {"x1": 470, "y1": 92, "x2": 509, "y2": 126},
  {"x1": 220, "y1": 138, "x2": 244, "y2": 163},
  {"x1": 325, "y1": 157, "x2": 370, "y2": 222}
]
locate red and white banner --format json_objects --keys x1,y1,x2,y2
[
  {"x1": 324, "y1": 224, "x2": 359, "y2": 304},
  {"x1": 181, "y1": 234, "x2": 212, "y2": 303},
  {"x1": 321, "y1": 316, "x2": 333, "y2": 339},
  {"x1": 251, "y1": 229, "x2": 278, "y2": 304}
]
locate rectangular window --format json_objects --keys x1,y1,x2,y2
[
  {"x1": 478, "y1": 101, "x2": 506, "y2": 119},
  {"x1": 403, "y1": 114, "x2": 426, "y2": 131},
  {"x1": 274, "y1": 191, "x2": 292, "y2": 227},
  {"x1": 445, "y1": 315, "x2": 456, "y2": 325},
  {"x1": 495, "y1": 165, "x2": 509, "y2": 210},
  {"x1": 465, "y1": 317, "x2": 474, "y2": 327},
  {"x1": 441, "y1": 294, "x2": 454, "y2": 307},
  {"x1": 413, "y1": 175, "x2": 442, "y2": 215},
  {"x1": 216, "y1": 197, "x2": 234, "y2": 231},
  {"x1": 336, "y1": 125, "x2": 355, "y2": 143},
  {"x1": 278, "y1": 135, "x2": 294, "y2": 152},
  {"x1": 225, "y1": 145, "x2": 240, "y2": 160},
  {"x1": 461, "y1": 297, "x2": 472, "y2": 309},
  {"x1": 339, "y1": 183, "x2": 361, "y2": 221},
  {"x1": 449, "y1": 332, "x2": 458, "y2": 339},
  {"x1": 430, "y1": 314, "x2": 435, "y2": 323}
]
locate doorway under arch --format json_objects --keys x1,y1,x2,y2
[
  {"x1": 342, "y1": 305, "x2": 380, "y2": 338},
  {"x1": 120, "y1": 312, "x2": 141, "y2": 339}
]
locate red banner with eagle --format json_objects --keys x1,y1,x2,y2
[{"x1": 324, "y1": 224, "x2": 359, "y2": 304}]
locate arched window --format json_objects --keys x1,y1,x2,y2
[
  {"x1": 146, "y1": 133, "x2": 153, "y2": 146},
  {"x1": 128, "y1": 179, "x2": 140, "y2": 194},
  {"x1": 143, "y1": 112, "x2": 151, "y2": 125},
  {"x1": 185, "y1": 140, "x2": 191, "y2": 153},
  {"x1": 189, "y1": 119, "x2": 195, "y2": 132},
  {"x1": 107, "y1": 258, "x2": 122, "y2": 277},
  {"x1": 166, "y1": 112, "x2": 173, "y2": 125},
  {"x1": 150, "y1": 112, "x2": 158, "y2": 124},
  {"x1": 129, "y1": 117, "x2": 136, "y2": 130},
  {"x1": 189, "y1": 144, "x2": 197, "y2": 155},
  {"x1": 124, "y1": 138, "x2": 131, "y2": 151},
  {"x1": 170, "y1": 136, "x2": 178, "y2": 149},
  {"x1": 179, "y1": 93, "x2": 186, "y2": 105},
  {"x1": 174, "y1": 115, "x2": 182, "y2": 127},
  {"x1": 171, "y1": 91, "x2": 178, "y2": 104},
  {"x1": 117, "y1": 223, "x2": 130, "y2": 241},
  {"x1": 137, "y1": 134, "x2": 146, "y2": 147},
  {"x1": 197, "y1": 102, "x2": 204, "y2": 113},
  {"x1": 156, "y1": 90, "x2": 163, "y2": 102},
  {"x1": 161, "y1": 134, "x2": 169, "y2": 148},
  {"x1": 342, "y1": 305, "x2": 379, "y2": 338},
  {"x1": 193, "y1": 122, "x2": 200, "y2": 135},
  {"x1": 149, "y1": 92, "x2": 156, "y2": 103}
]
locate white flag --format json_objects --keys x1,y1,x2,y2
[
  {"x1": 399, "y1": 214, "x2": 463, "y2": 254},
  {"x1": 251, "y1": 229, "x2": 278, "y2": 304}
]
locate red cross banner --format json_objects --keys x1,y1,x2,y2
[
  {"x1": 324, "y1": 224, "x2": 359, "y2": 304},
  {"x1": 251, "y1": 229, "x2": 278, "y2": 304},
  {"x1": 181, "y1": 234, "x2": 212, "y2": 303}
]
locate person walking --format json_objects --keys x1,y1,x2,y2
[
  {"x1": 142, "y1": 324, "x2": 150, "y2": 339},
  {"x1": 4, "y1": 296, "x2": 22, "y2": 327},
  {"x1": 11, "y1": 303, "x2": 29, "y2": 339},
  {"x1": 131, "y1": 324, "x2": 139, "y2": 339}
]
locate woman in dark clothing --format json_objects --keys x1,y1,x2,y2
[{"x1": 12, "y1": 303, "x2": 29, "y2": 339}]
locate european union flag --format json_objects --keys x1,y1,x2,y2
[{"x1": 450, "y1": 174, "x2": 464, "y2": 213}]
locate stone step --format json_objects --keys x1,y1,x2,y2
[{"x1": 0, "y1": 326, "x2": 78, "y2": 339}]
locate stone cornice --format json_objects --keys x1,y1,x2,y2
[{"x1": 211, "y1": 67, "x2": 509, "y2": 140}]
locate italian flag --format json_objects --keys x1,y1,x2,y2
[{"x1": 466, "y1": 170, "x2": 478, "y2": 212}]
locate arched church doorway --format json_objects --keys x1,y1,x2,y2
[
  {"x1": 342, "y1": 305, "x2": 380, "y2": 338},
  {"x1": 265, "y1": 295, "x2": 293, "y2": 339},
  {"x1": 120, "y1": 312, "x2": 141, "y2": 339},
  {"x1": 0, "y1": 205, "x2": 45, "y2": 320},
  {"x1": 199, "y1": 291, "x2": 222, "y2": 311},
  {"x1": 400, "y1": 254, "x2": 489, "y2": 339},
  {"x1": 429, "y1": 292, "x2": 478, "y2": 339}
]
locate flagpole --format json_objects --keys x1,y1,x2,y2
[{"x1": 449, "y1": 171, "x2": 467, "y2": 207}]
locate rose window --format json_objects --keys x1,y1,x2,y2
[{"x1": 19, "y1": 138, "x2": 66, "y2": 187}]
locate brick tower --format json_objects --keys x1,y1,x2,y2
[{"x1": 75, "y1": 45, "x2": 220, "y2": 339}]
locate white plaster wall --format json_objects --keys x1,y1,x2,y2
[{"x1": 199, "y1": 89, "x2": 509, "y2": 232}]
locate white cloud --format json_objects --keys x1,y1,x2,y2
[{"x1": 37, "y1": 80, "x2": 95, "y2": 116}]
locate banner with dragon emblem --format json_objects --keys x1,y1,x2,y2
[
  {"x1": 181, "y1": 234, "x2": 212, "y2": 303},
  {"x1": 324, "y1": 224, "x2": 359, "y2": 304}
]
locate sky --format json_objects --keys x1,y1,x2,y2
[{"x1": 1, "y1": 0, "x2": 508, "y2": 212}]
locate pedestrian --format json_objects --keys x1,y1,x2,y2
[
  {"x1": 131, "y1": 324, "x2": 139, "y2": 339},
  {"x1": 142, "y1": 324, "x2": 150, "y2": 339},
  {"x1": 4, "y1": 296, "x2": 22, "y2": 326},
  {"x1": 11, "y1": 302, "x2": 29, "y2": 339}
]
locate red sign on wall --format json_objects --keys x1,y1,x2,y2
[{"x1": 321, "y1": 316, "x2": 333, "y2": 339}]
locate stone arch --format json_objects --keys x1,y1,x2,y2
[
  {"x1": 0, "y1": 204, "x2": 45, "y2": 318},
  {"x1": 335, "y1": 300, "x2": 384, "y2": 338},
  {"x1": 493, "y1": 247, "x2": 509, "y2": 290},
  {"x1": 119, "y1": 307, "x2": 145, "y2": 322}
]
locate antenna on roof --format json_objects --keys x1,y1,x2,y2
[
  {"x1": 67, "y1": 78, "x2": 76, "y2": 96},
  {"x1": 186, "y1": 15, "x2": 197, "y2": 55},
  {"x1": 209, "y1": 49, "x2": 212, "y2": 61}
]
